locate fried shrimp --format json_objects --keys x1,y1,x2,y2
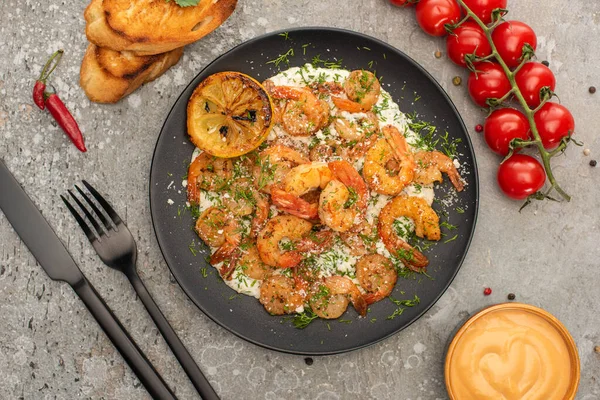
[
  {"x1": 268, "y1": 85, "x2": 330, "y2": 136},
  {"x1": 356, "y1": 254, "x2": 397, "y2": 304},
  {"x1": 308, "y1": 276, "x2": 368, "y2": 319},
  {"x1": 319, "y1": 161, "x2": 369, "y2": 232},
  {"x1": 363, "y1": 126, "x2": 416, "y2": 195},
  {"x1": 187, "y1": 152, "x2": 233, "y2": 203},
  {"x1": 259, "y1": 275, "x2": 305, "y2": 315},
  {"x1": 378, "y1": 195, "x2": 441, "y2": 270},
  {"x1": 253, "y1": 144, "x2": 309, "y2": 193},
  {"x1": 414, "y1": 150, "x2": 464, "y2": 191}
]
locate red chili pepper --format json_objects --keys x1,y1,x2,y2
[
  {"x1": 44, "y1": 86, "x2": 87, "y2": 152},
  {"x1": 33, "y1": 50, "x2": 64, "y2": 110}
]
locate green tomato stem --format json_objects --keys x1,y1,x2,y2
[{"x1": 455, "y1": 0, "x2": 570, "y2": 201}]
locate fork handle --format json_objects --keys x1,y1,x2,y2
[
  {"x1": 127, "y1": 271, "x2": 220, "y2": 400},
  {"x1": 73, "y1": 279, "x2": 177, "y2": 400}
]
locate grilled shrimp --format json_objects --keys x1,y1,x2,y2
[
  {"x1": 308, "y1": 276, "x2": 368, "y2": 319},
  {"x1": 271, "y1": 162, "x2": 335, "y2": 220},
  {"x1": 237, "y1": 244, "x2": 277, "y2": 280},
  {"x1": 259, "y1": 275, "x2": 305, "y2": 315},
  {"x1": 363, "y1": 126, "x2": 416, "y2": 195},
  {"x1": 319, "y1": 161, "x2": 369, "y2": 232},
  {"x1": 253, "y1": 144, "x2": 309, "y2": 193},
  {"x1": 355, "y1": 254, "x2": 397, "y2": 304},
  {"x1": 339, "y1": 221, "x2": 378, "y2": 257},
  {"x1": 332, "y1": 70, "x2": 381, "y2": 112},
  {"x1": 414, "y1": 151, "x2": 464, "y2": 191},
  {"x1": 333, "y1": 111, "x2": 379, "y2": 142},
  {"x1": 378, "y1": 195, "x2": 441, "y2": 271},
  {"x1": 194, "y1": 207, "x2": 242, "y2": 279},
  {"x1": 256, "y1": 215, "x2": 333, "y2": 268},
  {"x1": 267, "y1": 85, "x2": 330, "y2": 136},
  {"x1": 187, "y1": 152, "x2": 233, "y2": 203},
  {"x1": 194, "y1": 207, "x2": 239, "y2": 248}
]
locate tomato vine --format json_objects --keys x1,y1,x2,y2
[{"x1": 454, "y1": 0, "x2": 575, "y2": 201}]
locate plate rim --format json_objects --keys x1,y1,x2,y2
[{"x1": 149, "y1": 26, "x2": 480, "y2": 355}]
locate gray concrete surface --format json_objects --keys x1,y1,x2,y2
[{"x1": 1, "y1": 0, "x2": 599, "y2": 399}]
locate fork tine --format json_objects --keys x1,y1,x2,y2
[
  {"x1": 75, "y1": 184, "x2": 111, "y2": 231},
  {"x1": 61, "y1": 194, "x2": 97, "y2": 242},
  {"x1": 67, "y1": 189, "x2": 104, "y2": 235},
  {"x1": 82, "y1": 180, "x2": 123, "y2": 226}
]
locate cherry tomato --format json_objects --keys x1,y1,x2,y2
[
  {"x1": 415, "y1": 0, "x2": 461, "y2": 37},
  {"x1": 467, "y1": 63, "x2": 512, "y2": 107},
  {"x1": 533, "y1": 102, "x2": 575, "y2": 149},
  {"x1": 389, "y1": 0, "x2": 414, "y2": 6},
  {"x1": 446, "y1": 21, "x2": 492, "y2": 67},
  {"x1": 484, "y1": 108, "x2": 530, "y2": 156},
  {"x1": 492, "y1": 21, "x2": 537, "y2": 68},
  {"x1": 497, "y1": 154, "x2": 546, "y2": 199},
  {"x1": 462, "y1": 0, "x2": 507, "y2": 24},
  {"x1": 515, "y1": 62, "x2": 556, "y2": 108}
]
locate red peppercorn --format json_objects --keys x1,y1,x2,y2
[
  {"x1": 483, "y1": 287, "x2": 492, "y2": 296},
  {"x1": 475, "y1": 124, "x2": 483, "y2": 133}
]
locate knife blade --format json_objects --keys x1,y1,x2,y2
[{"x1": 0, "y1": 159, "x2": 177, "y2": 400}]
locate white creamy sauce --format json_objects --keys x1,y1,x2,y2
[{"x1": 190, "y1": 64, "x2": 460, "y2": 299}]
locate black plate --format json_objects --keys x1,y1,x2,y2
[{"x1": 149, "y1": 27, "x2": 479, "y2": 355}]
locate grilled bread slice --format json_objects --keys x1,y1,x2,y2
[
  {"x1": 80, "y1": 44, "x2": 184, "y2": 103},
  {"x1": 85, "y1": 0, "x2": 237, "y2": 56}
]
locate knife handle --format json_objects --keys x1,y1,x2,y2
[
  {"x1": 127, "y1": 270, "x2": 220, "y2": 400},
  {"x1": 73, "y1": 279, "x2": 177, "y2": 400}
]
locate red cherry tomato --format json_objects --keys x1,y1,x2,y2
[
  {"x1": 462, "y1": 0, "x2": 507, "y2": 24},
  {"x1": 446, "y1": 21, "x2": 492, "y2": 67},
  {"x1": 497, "y1": 154, "x2": 546, "y2": 199},
  {"x1": 467, "y1": 63, "x2": 512, "y2": 107},
  {"x1": 484, "y1": 108, "x2": 530, "y2": 156},
  {"x1": 533, "y1": 102, "x2": 575, "y2": 149},
  {"x1": 515, "y1": 62, "x2": 556, "y2": 108},
  {"x1": 415, "y1": 0, "x2": 461, "y2": 37},
  {"x1": 389, "y1": 0, "x2": 414, "y2": 6},
  {"x1": 492, "y1": 21, "x2": 537, "y2": 68}
]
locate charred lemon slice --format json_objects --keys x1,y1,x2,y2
[{"x1": 187, "y1": 71, "x2": 273, "y2": 158}]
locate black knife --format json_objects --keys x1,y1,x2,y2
[{"x1": 0, "y1": 160, "x2": 177, "y2": 400}]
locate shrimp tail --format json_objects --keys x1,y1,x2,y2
[
  {"x1": 332, "y1": 96, "x2": 365, "y2": 113},
  {"x1": 271, "y1": 187, "x2": 319, "y2": 220},
  {"x1": 351, "y1": 294, "x2": 368, "y2": 316}
]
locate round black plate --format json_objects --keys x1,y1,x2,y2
[{"x1": 149, "y1": 27, "x2": 479, "y2": 355}]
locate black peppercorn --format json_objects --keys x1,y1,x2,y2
[
  {"x1": 304, "y1": 357, "x2": 314, "y2": 366},
  {"x1": 590, "y1": 160, "x2": 597, "y2": 167},
  {"x1": 508, "y1": 293, "x2": 516, "y2": 300},
  {"x1": 541, "y1": 60, "x2": 550, "y2": 67},
  {"x1": 589, "y1": 86, "x2": 597, "y2": 94}
]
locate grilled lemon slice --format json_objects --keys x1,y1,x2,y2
[{"x1": 187, "y1": 71, "x2": 273, "y2": 158}]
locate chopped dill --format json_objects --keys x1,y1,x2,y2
[
  {"x1": 278, "y1": 32, "x2": 290, "y2": 40},
  {"x1": 456, "y1": 206, "x2": 465, "y2": 214},
  {"x1": 387, "y1": 294, "x2": 420, "y2": 320},
  {"x1": 444, "y1": 234, "x2": 458, "y2": 243},
  {"x1": 293, "y1": 308, "x2": 318, "y2": 329},
  {"x1": 266, "y1": 48, "x2": 295, "y2": 68}
]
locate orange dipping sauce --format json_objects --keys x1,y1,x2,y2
[{"x1": 445, "y1": 303, "x2": 580, "y2": 400}]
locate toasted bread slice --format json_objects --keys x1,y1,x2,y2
[
  {"x1": 80, "y1": 44, "x2": 184, "y2": 103},
  {"x1": 85, "y1": 0, "x2": 237, "y2": 56}
]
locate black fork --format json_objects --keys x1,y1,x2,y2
[{"x1": 62, "y1": 181, "x2": 219, "y2": 400}]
